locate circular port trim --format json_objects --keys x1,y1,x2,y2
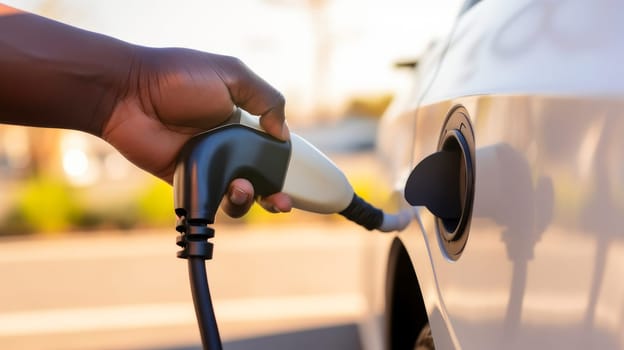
[{"x1": 436, "y1": 106, "x2": 475, "y2": 261}]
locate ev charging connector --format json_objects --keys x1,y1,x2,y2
[{"x1": 173, "y1": 108, "x2": 412, "y2": 349}]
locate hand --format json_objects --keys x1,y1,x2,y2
[{"x1": 102, "y1": 47, "x2": 292, "y2": 217}]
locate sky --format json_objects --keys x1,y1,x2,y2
[{"x1": 7, "y1": 0, "x2": 463, "y2": 121}]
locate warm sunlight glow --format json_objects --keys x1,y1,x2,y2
[
  {"x1": 62, "y1": 148, "x2": 88, "y2": 178},
  {"x1": 59, "y1": 132, "x2": 100, "y2": 186}
]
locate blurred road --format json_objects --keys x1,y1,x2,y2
[{"x1": 0, "y1": 223, "x2": 367, "y2": 350}]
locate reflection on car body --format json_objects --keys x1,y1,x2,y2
[{"x1": 365, "y1": 0, "x2": 624, "y2": 349}]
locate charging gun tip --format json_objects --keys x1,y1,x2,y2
[{"x1": 378, "y1": 208, "x2": 414, "y2": 232}]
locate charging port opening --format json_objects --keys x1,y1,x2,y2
[
  {"x1": 438, "y1": 131, "x2": 468, "y2": 237},
  {"x1": 435, "y1": 106, "x2": 475, "y2": 261}
]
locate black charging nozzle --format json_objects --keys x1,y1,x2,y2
[
  {"x1": 173, "y1": 109, "x2": 412, "y2": 349},
  {"x1": 173, "y1": 124, "x2": 289, "y2": 350}
]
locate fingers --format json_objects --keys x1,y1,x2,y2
[
  {"x1": 221, "y1": 178, "x2": 293, "y2": 218},
  {"x1": 214, "y1": 55, "x2": 290, "y2": 140},
  {"x1": 257, "y1": 193, "x2": 293, "y2": 213},
  {"x1": 221, "y1": 178, "x2": 254, "y2": 218},
  {"x1": 259, "y1": 97, "x2": 290, "y2": 141}
]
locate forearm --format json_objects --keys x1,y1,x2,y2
[{"x1": 0, "y1": 4, "x2": 135, "y2": 135}]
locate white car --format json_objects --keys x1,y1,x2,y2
[{"x1": 366, "y1": 0, "x2": 624, "y2": 349}]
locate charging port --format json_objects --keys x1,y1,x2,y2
[
  {"x1": 404, "y1": 105, "x2": 475, "y2": 260},
  {"x1": 435, "y1": 106, "x2": 475, "y2": 260}
]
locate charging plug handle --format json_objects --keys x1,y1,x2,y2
[
  {"x1": 173, "y1": 125, "x2": 291, "y2": 350},
  {"x1": 173, "y1": 124, "x2": 291, "y2": 223}
]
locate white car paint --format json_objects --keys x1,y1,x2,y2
[{"x1": 370, "y1": 0, "x2": 624, "y2": 349}]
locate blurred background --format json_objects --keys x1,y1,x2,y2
[{"x1": 0, "y1": 0, "x2": 461, "y2": 349}]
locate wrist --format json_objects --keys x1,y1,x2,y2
[
  {"x1": 100, "y1": 45, "x2": 161, "y2": 139},
  {"x1": 88, "y1": 42, "x2": 142, "y2": 137},
  {"x1": 0, "y1": 11, "x2": 141, "y2": 136}
]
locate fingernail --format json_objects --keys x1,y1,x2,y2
[
  {"x1": 262, "y1": 205, "x2": 280, "y2": 213},
  {"x1": 230, "y1": 188, "x2": 249, "y2": 205}
]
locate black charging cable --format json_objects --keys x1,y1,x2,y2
[
  {"x1": 176, "y1": 217, "x2": 222, "y2": 350},
  {"x1": 172, "y1": 125, "x2": 292, "y2": 350}
]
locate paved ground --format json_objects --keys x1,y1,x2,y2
[{"x1": 0, "y1": 223, "x2": 368, "y2": 350}]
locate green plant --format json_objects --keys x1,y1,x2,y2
[
  {"x1": 3, "y1": 177, "x2": 80, "y2": 234},
  {"x1": 135, "y1": 179, "x2": 175, "y2": 227}
]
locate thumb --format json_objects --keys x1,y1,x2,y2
[{"x1": 213, "y1": 55, "x2": 289, "y2": 140}]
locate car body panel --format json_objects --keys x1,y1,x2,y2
[
  {"x1": 410, "y1": 95, "x2": 624, "y2": 349},
  {"x1": 425, "y1": 0, "x2": 624, "y2": 104},
  {"x1": 372, "y1": 0, "x2": 624, "y2": 349}
]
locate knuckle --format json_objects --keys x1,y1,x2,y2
[
  {"x1": 223, "y1": 55, "x2": 247, "y2": 73},
  {"x1": 272, "y1": 91, "x2": 286, "y2": 108},
  {"x1": 228, "y1": 55, "x2": 245, "y2": 66}
]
